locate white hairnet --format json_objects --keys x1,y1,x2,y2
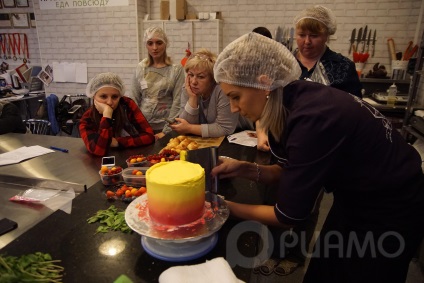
[
  {"x1": 86, "y1": 72, "x2": 125, "y2": 98},
  {"x1": 214, "y1": 33, "x2": 301, "y2": 91},
  {"x1": 143, "y1": 26, "x2": 168, "y2": 45},
  {"x1": 294, "y1": 5, "x2": 337, "y2": 35}
]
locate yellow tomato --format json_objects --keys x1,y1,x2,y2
[
  {"x1": 136, "y1": 171, "x2": 144, "y2": 176},
  {"x1": 136, "y1": 157, "x2": 143, "y2": 162},
  {"x1": 130, "y1": 158, "x2": 136, "y2": 163}
]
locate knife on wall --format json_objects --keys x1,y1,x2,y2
[
  {"x1": 349, "y1": 28, "x2": 356, "y2": 54},
  {"x1": 361, "y1": 25, "x2": 368, "y2": 53},
  {"x1": 288, "y1": 27, "x2": 294, "y2": 51},
  {"x1": 372, "y1": 29, "x2": 376, "y2": 57},
  {"x1": 366, "y1": 29, "x2": 372, "y2": 53},
  {"x1": 356, "y1": 27, "x2": 363, "y2": 53}
]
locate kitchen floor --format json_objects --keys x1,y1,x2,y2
[{"x1": 249, "y1": 138, "x2": 424, "y2": 283}]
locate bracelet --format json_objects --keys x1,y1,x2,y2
[{"x1": 253, "y1": 162, "x2": 261, "y2": 183}]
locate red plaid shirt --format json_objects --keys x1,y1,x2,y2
[{"x1": 79, "y1": 96, "x2": 155, "y2": 156}]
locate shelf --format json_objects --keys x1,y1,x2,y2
[
  {"x1": 360, "y1": 78, "x2": 411, "y2": 84},
  {"x1": 402, "y1": 29, "x2": 424, "y2": 141},
  {"x1": 403, "y1": 125, "x2": 424, "y2": 140}
]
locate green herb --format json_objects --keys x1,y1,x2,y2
[
  {"x1": 87, "y1": 205, "x2": 131, "y2": 234},
  {"x1": 0, "y1": 252, "x2": 64, "y2": 282}
]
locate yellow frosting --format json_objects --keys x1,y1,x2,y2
[{"x1": 146, "y1": 160, "x2": 205, "y2": 225}]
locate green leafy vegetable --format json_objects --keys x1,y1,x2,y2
[
  {"x1": 0, "y1": 252, "x2": 64, "y2": 283},
  {"x1": 87, "y1": 205, "x2": 131, "y2": 234}
]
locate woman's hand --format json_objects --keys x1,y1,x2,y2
[
  {"x1": 185, "y1": 75, "x2": 198, "y2": 99},
  {"x1": 170, "y1": 118, "x2": 191, "y2": 134},
  {"x1": 154, "y1": 132, "x2": 165, "y2": 140},
  {"x1": 256, "y1": 130, "x2": 270, "y2": 152},
  {"x1": 110, "y1": 137, "x2": 119, "y2": 147},
  {"x1": 94, "y1": 100, "x2": 113, "y2": 118},
  {"x1": 211, "y1": 157, "x2": 245, "y2": 179}
]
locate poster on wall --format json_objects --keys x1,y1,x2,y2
[{"x1": 39, "y1": 0, "x2": 129, "y2": 10}]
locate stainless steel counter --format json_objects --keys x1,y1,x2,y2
[
  {"x1": 0, "y1": 133, "x2": 99, "y2": 249},
  {"x1": 0, "y1": 133, "x2": 100, "y2": 188}
]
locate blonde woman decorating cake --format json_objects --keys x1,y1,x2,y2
[{"x1": 170, "y1": 49, "x2": 239, "y2": 138}]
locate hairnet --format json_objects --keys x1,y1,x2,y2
[
  {"x1": 214, "y1": 33, "x2": 301, "y2": 91},
  {"x1": 86, "y1": 72, "x2": 125, "y2": 98},
  {"x1": 143, "y1": 26, "x2": 168, "y2": 45},
  {"x1": 294, "y1": 5, "x2": 337, "y2": 35}
]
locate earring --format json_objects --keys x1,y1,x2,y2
[{"x1": 266, "y1": 95, "x2": 269, "y2": 99}]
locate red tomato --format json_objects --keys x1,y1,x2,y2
[{"x1": 106, "y1": 190, "x2": 115, "y2": 198}]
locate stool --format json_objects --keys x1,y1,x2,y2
[{"x1": 25, "y1": 119, "x2": 51, "y2": 135}]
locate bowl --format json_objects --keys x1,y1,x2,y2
[
  {"x1": 122, "y1": 167, "x2": 148, "y2": 186},
  {"x1": 126, "y1": 155, "x2": 148, "y2": 167},
  {"x1": 99, "y1": 166, "x2": 123, "y2": 186}
]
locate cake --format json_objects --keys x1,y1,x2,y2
[{"x1": 146, "y1": 160, "x2": 205, "y2": 226}]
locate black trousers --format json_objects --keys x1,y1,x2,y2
[{"x1": 303, "y1": 196, "x2": 424, "y2": 283}]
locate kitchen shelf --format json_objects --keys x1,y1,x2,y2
[
  {"x1": 401, "y1": 30, "x2": 424, "y2": 142},
  {"x1": 360, "y1": 78, "x2": 411, "y2": 84}
]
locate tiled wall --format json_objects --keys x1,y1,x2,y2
[{"x1": 28, "y1": 0, "x2": 424, "y2": 100}]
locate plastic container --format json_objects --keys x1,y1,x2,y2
[
  {"x1": 387, "y1": 83, "x2": 397, "y2": 107},
  {"x1": 99, "y1": 167, "x2": 123, "y2": 186},
  {"x1": 126, "y1": 155, "x2": 148, "y2": 167},
  {"x1": 122, "y1": 167, "x2": 148, "y2": 186}
]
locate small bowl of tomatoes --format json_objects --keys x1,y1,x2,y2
[
  {"x1": 126, "y1": 155, "x2": 148, "y2": 167},
  {"x1": 122, "y1": 167, "x2": 148, "y2": 186},
  {"x1": 105, "y1": 183, "x2": 147, "y2": 202},
  {"x1": 99, "y1": 166, "x2": 123, "y2": 186}
]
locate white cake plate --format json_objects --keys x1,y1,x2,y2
[{"x1": 125, "y1": 191, "x2": 229, "y2": 241}]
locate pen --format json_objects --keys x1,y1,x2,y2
[{"x1": 50, "y1": 146, "x2": 69, "y2": 153}]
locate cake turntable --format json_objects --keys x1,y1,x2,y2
[{"x1": 125, "y1": 192, "x2": 229, "y2": 261}]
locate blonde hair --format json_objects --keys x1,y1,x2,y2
[
  {"x1": 260, "y1": 87, "x2": 287, "y2": 142},
  {"x1": 184, "y1": 49, "x2": 217, "y2": 80},
  {"x1": 296, "y1": 18, "x2": 329, "y2": 36}
]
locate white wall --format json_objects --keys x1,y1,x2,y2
[{"x1": 28, "y1": 0, "x2": 424, "y2": 98}]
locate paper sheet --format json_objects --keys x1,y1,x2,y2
[
  {"x1": 227, "y1": 130, "x2": 258, "y2": 147},
  {"x1": 0, "y1": 146, "x2": 54, "y2": 166}
]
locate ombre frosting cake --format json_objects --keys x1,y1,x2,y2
[{"x1": 146, "y1": 160, "x2": 205, "y2": 226}]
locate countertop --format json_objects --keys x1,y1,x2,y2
[{"x1": 0, "y1": 132, "x2": 271, "y2": 282}]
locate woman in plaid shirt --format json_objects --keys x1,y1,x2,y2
[{"x1": 79, "y1": 72, "x2": 155, "y2": 156}]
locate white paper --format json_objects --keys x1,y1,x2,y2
[
  {"x1": 52, "y1": 62, "x2": 66, "y2": 82},
  {"x1": 64, "y1": 62, "x2": 76, "y2": 82},
  {"x1": 75, "y1": 62, "x2": 87, "y2": 83},
  {"x1": 227, "y1": 130, "x2": 258, "y2": 147},
  {"x1": 0, "y1": 146, "x2": 54, "y2": 166},
  {"x1": 51, "y1": 62, "x2": 87, "y2": 83}
]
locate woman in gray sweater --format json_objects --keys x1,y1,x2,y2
[{"x1": 170, "y1": 49, "x2": 239, "y2": 138}]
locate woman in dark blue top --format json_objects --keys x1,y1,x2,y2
[{"x1": 212, "y1": 32, "x2": 424, "y2": 283}]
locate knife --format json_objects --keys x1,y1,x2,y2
[
  {"x1": 372, "y1": 29, "x2": 376, "y2": 57},
  {"x1": 361, "y1": 25, "x2": 368, "y2": 53},
  {"x1": 366, "y1": 29, "x2": 372, "y2": 53},
  {"x1": 357, "y1": 27, "x2": 363, "y2": 53},
  {"x1": 282, "y1": 27, "x2": 288, "y2": 46},
  {"x1": 288, "y1": 27, "x2": 294, "y2": 51},
  {"x1": 275, "y1": 26, "x2": 282, "y2": 43},
  {"x1": 349, "y1": 28, "x2": 356, "y2": 54}
]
